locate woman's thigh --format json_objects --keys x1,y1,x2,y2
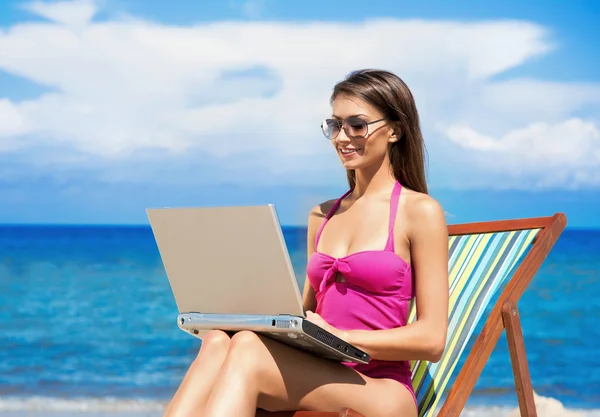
[{"x1": 229, "y1": 331, "x2": 417, "y2": 417}]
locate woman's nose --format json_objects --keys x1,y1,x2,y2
[{"x1": 335, "y1": 128, "x2": 351, "y2": 143}]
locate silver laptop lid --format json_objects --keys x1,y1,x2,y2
[{"x1": 146, "y1": 204, "x2": 305, "y2": 317}]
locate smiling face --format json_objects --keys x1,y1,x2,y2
[
  {"x1": 327, "y1": 69, "x2": 428, "y2": 193},
  {"x1": 328, "y1": 93, "x2": 397, "y2": 172}
]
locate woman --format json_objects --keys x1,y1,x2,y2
[{"x1": 164, "y1": 69, "x2": 449, "y2": 417}]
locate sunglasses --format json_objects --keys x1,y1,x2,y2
[{"x1": 320, "y1": 117, "x2": 386, "y2": 140}]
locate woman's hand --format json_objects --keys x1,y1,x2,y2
[{"x1": 305, "y1": 311, "x2": 348, "y2": 341}]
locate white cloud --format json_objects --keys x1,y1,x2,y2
[
  {"x1": 0, "y1": 99, "x2": 29, "y2": 139},
  {"x1": 0, "y1": 0, "x2": 598, "y2": 188},
  {"x1": 21, "y1": 0, "x2": 98, "y2": 28},
  {"x1": 447, "y1": 119, "x2": 600, "y2": 188}
]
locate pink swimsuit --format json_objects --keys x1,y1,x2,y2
[{"x1": 306, "y1": 181, "x2": 416, "y2": 403}]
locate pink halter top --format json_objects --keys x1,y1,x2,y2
[{"x1": 305, "y1": 181, "x2": 415, "y2": 389}]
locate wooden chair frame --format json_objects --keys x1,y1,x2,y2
[{"x1": 273, "y1": 212, "x2": 567, "y2": 417}]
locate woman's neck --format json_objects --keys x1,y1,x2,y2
[{"x1": 351, "y1": 158, "x2": 396, "y2": 199}]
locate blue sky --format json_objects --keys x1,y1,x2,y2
[{"x1": 0, "y1": 0, "x2": 599, "y2": 228}]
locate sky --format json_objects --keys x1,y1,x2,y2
[{"x1": 0, "y1": 0, "x2": 599, "y2": 228}]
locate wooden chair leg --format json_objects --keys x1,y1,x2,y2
[{"x1": 502, "y1": 301, "x2": 537, "y2": 417}]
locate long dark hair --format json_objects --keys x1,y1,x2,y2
[{"x1": 330, "y1": 69, "x2": 428, "y2": 194}]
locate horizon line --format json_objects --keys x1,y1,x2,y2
[{"x1": 0, "y1": 222, "x2": 597, "y2": 232}]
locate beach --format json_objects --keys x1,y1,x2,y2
[{"x1": 0, "y1": 225, "x2": 598, "y2": 415}]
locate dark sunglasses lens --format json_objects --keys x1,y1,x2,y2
[
  {"x1": 321, "y1": 119, "x2": 339, "y2": 139},
  {"x1": 346, "y1": 117, "x2": 368, "y2": 137}
]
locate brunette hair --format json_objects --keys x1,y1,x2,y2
[{"x1": 330, "y1": 69, "x2": 428, "y2": 194}]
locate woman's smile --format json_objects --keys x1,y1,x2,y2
[{"x1": 339, "y1": 146, "x2": 363, "y2": 158}]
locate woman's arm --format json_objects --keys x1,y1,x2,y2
[
  {"x1": 301, "y1": 203, "x2": 331, "y2": 313},
  {"x1": 340, "y1": 195, "x2": 449, "y2": 363}
]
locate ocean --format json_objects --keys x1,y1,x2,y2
[{"x1": 0, "y1": 225, "x2": 598, "y2": 416}]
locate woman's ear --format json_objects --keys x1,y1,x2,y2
[
  {"x1": 389, "y1": 130, "x2": 401, "y2": 143},
  {"x1": 388, "y1": 125, "x2": 401, "y2": 143}
]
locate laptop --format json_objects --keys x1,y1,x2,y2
[{"x1": 146, "y1": 204, "x2": 370, "y2": 364}]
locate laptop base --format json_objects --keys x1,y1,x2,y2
[{"x1": 178, "y1": 313, "x2": 370, "y2": 364}]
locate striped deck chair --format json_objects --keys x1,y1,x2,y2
[{"x1": 275, "y1": 213, "x2": 566, "y2": 417}]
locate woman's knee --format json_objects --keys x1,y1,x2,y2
[
  {"x1": 225, "y1": 331, "x2": 267, "y2": 369},
  {"x1": 197, "y1": 330, "x2": 231, "y2": 357},
  {"x1": 229, "y1": 330, "x2": 264, "y2": 353}
]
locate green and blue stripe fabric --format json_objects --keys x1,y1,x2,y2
[{"x1": 408, "y1": 229, "x2": 540, "y2": 417}]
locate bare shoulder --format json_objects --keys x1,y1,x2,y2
[
  {"x1": 402, "y1": 190, "x2": 448, "y2": 239},
  {"x1": 308, "y1": 199, "x2": 337, "y2": 229}
]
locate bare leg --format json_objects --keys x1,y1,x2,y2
[
  {"x1": 204, "y1": 331, "x2": 417, "y2": 417},
  {"x1": 163, "y1": 330, "x2": 231, "y2": 417}
]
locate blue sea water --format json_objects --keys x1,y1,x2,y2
[{"x1": 0, "y1": 225, "x2": 598, "y2": 411}]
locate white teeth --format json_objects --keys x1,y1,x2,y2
[{"x1": 341, "y1": 148, "x2": 360, "y2": 154}]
